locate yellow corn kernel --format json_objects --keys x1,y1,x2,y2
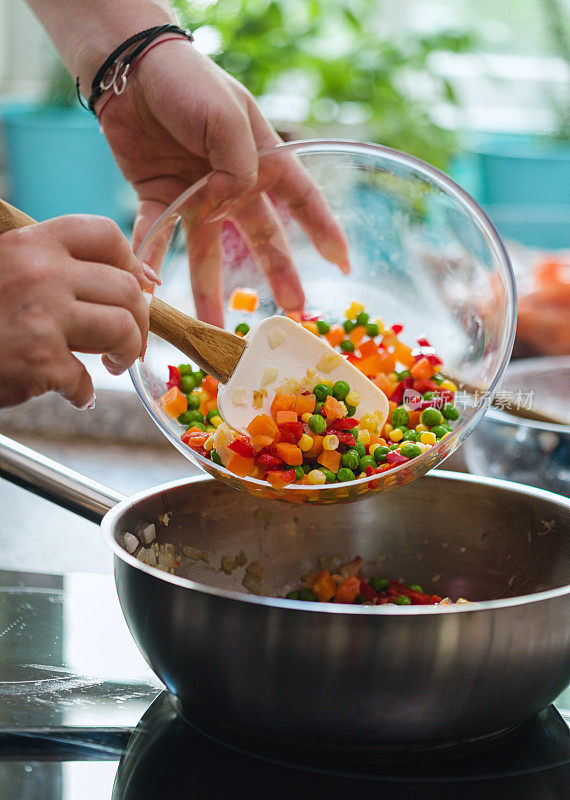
[
  {"x1": 301, "y1": 412, "x2": 312, "y2": 424},
  {"x1": 345, "y1": 390, "x2": 361, "y2": 407},
  {"x1": 322, "y1": 434, "x2": 340, "y2": 451},
  {"x1": 420, "y1": 431, "x2": 437, "y2": 446},
  {"x1": 357, "y1": 428, "x2": 371, "y2": 445},
  {"x1": 339, "y1": 401, "x2": 348, "y2": 417},
  {"x1": 206, "y1": 426, "x2": 216, "y2": 433},
  {"x1": 320, "y1": 379, "x2": 334, "y2": 388},
  {"x1": 307, "y1": 469, "x2": 327, "y2": 485},
  {"x1": 298, "y1": 434, "x2": 313, "y2": 452},
  {"x1": 360, "y1": 412, "x2": 380, "y2": 431},
  {"x1": 383, "y1": 423, "x2": 394, "y2": 436},
  {"x1": 439, "y1": 380, "x2": 457, "y2": 392},
  {"x1": 387, "y1": 372, "x2": 399, "y2": 384},
  {"x1": 415, "y1": 424, "x2": 428, "y2": 433},
  {"x1": 374, "y1": 318, "x2": 385, "y2": 333},
  {"x1": 344, "y1": 301, "x2": 364, "y2": 319},
  {"x1": 441, "y1": 431, "x2": 451, "y2": 439},
  {"x1": 204, "y1": 434, "x2": 215, "y2": 452},
  {"x1": 389, "y1": 428, "x2": 404, "y2": 443},
  {"x1": 369, "y1": 443, "x2": 383, "y2": 460},
  {"x1": 211, "y1": 415, "x2": 223, "y2": 428},
  {"x1": 433, "y1": 364, "x2": 442, "y2": 373}
]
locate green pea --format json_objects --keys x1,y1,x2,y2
[
  {"x1": 366, "y1": 322, "x2": 379, "y2": 337},
  {"x1": 355, "y1": 311, "x2": 369, "y2": 326},
  {"x1": 430, "y1": 425, "x2": 448, "y2": 439},
  {"x1": 316, "y1": 319, "x2": 330, "y2": 335},
  {"x1": 396, "y1": 369, "x2": 412, "y2": 379},
  {"x1": 332, "y1": 380, "x2": 350, "y2": 401},
  {"x1": 186, "y1": 410, "x2": 204, "y2": 424},
  {"x1": 315, "y1": 401, "x2": 324, "y2": 414},
  {"x1": 211, "y1": 450, "x2": 223, "y2": 466},
  {"x1": 302, "y1": 463, "x2": 313, "y2": 474},
  {"x1": 355, "y1": 441, "x2": 366, "y2": 458},
  {"x1": 177, "y1": 411, "x2": 197, "y2": 426},
  {"x1": 421, "y1": 408, "x2": 443, "y2": 427},
  {"x1": 308, "y1": 414, "x2": 327, "y2": 434},
  {"x1": 206, "y1": 409, "x2": 221, "y2": 422},
  {"x1": 313, "y1": 383, "x2": 332, "y2": 401},
  {"x1": 353, "y1": 593, "x2": 365, "y2": 604},
  {"x1": 391, "y1": 406, "x2": 409, "y2": 427},
  {"x1": 193, "y1": 369, "x2": 205, "y2": 384},
  {"x1": 348, "y1": 427, "x2": 359, "y2": 439},
  {"x1": 285, "y1": 590, "x2": 301, "y2": 600},
  {"x1": 340, "y1": 340, "x2": 355, "y2": 353},
  {"x1": 389, "y1": 443, "x2": 400, "y2": 450},
  {"x1": 345, "y1": 404, "x2": 357, "y2": 417},
  {"x1": 402, "y1": 429, "x2": 418, "y2": 442},
  {"x1": 440, "y1": 422, "x2": 453, "y2": 432},
  {"x1": 395, "y1": 595, "x2": 412, "y2": 605},
  {"x1": 234, "y1": 322, "x2": 250, "y2": 335},
  {"x1": 187, "y1": 392, "x2": 201, "y2": 410},
  {"x1": 359, "y1": 455, "x2": 377, "y2": 471},
  {"x1": 433, "y1": 375, "x2": 444, "y2": 385},
  {"x1": 293, "y1": 465, "x2": 305, "y2": 481},
  {"x1": 190, "y1": 422, "x2": 207, "y2": 432},
  {"x1": 180, "y1": 374, "x2": 197, "y2": 393},
  {"x1": 400, "y1": 442, "x2": 422, "y2": 459},
  {"x1": 298, "y1": 588, "x2": 318, "y2": 602},
  {"x1": 423, "y1": 391, "x2": 437, "y2": 401},
  {"x1": 336, "y1": 467, "x2": 356, "y2": 482},
  {"x1": 442, "y1": 403, "x2": 459, "y2": 421},
  {"x1": 372, "y1": 445, "x2": 389, "y2": 463},
  {"x1": 319, "y1": 467, "x2": 336, "y2": 484},
  {"x1": 408, "y1": 584, "x2": 423, "y2": 592},
  {"x1": 343, "y1": 320, "x2": 355, "y2": 333},
  {"x1": 369, "y1": 576, "x2": 389, "y2": 592},
  {"x1": 178, "y1": 363, "x2": 193, "y2": 376},
  {"x1": 340, "y1": 449, "x2": 360, "y2": 470}
]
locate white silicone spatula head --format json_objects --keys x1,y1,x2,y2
[{"x1": 217, "y1": 316, "x2": 389, "y2": 432}]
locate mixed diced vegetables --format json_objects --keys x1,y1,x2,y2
[{"x1": 160, "y1": 301, "x2": 460, "y2": 486}]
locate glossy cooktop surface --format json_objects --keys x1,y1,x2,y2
[{"x1": 0, "y1": 569, "x2": 568, "y2": 799}]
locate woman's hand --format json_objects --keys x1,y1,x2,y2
[
  {"x1": 0, "y1": 216, "x2": 154, "y2": 409},
  {"x1": 98, "y1": 41, "x2": 349, "y2": 326}
]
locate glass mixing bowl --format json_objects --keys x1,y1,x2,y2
[{"x1": 131, "y1": 140, "x2": 516, "y2": 504}]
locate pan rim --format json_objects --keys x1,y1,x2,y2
[{"x1": 101, "y1": 469, "x2": 570, "y2": 615}]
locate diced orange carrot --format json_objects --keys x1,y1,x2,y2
[
  {"x1": 372, "y1": 373, "x2": 393, "y2": 397},
  {"x1": 276, "y1": 410, "x2": 298, "y2": 425},
  {"x1": 227, "y1": 453, "x2": 255, "y2": 477},
  {"x1": 335, "y1": 575, "x2": 361, "y2": 604},
  {"x1": 325, "y1": 325, "x2": 344, "y2": 348},
  {"x1": 228, "y1": 287, "x2": 259, "y2": 313},
  {"x1": 301, "y1": 321, "x2": 319, "y2": 335},
  {"x1": 161, "y1": 387, "x2": 187, "y2": 418},
  {"x1": 353, "y1": 354, "x2": 384, "y2": 377},
  {"x1": 393, "y1": 341, "x2": 415, "y2": 368},
  {"x1": 286, "y1": 310, "x2": 302, "y2": 322},
  {"x1": 304, "y1": 434, "x2": 323, "y2": 458},
  {"x1": 202, "y1": 375, "x2": 219, "y2": 396},
  {"x1": 293, "y1": 393, "x2": 316, "y2": 416},
  {"x1": 408, "y1": 410, "x2": 421, "y2": 428},
  {"x1": 266, "y1": 470, "x2": 295, "y2": 489},
  {"x1": 388, "y1": 400, "x2": 398, "y2": 416},
  {"x1": 368, "y1": 433, "x2": 383, "y2": 448},
  {"x1": 359, "y1": 338, "x2": 378, "y2": 359},
  {"x1": 204, "y1": 398, "x2": 218, "y2": 413},
  {"x1": 181, "y1": 428, "x2": 209, "y2": 447},
  {"x1": 275, "y1": 442, "x2": 303, "y2": 466},
  {"x1": 348, "y1": 325, "x2": 366, "y2": 347},
  {"x1": 247, "y1": 414, "x2": 279, "y2": 440},
  {"x1": 410, "y1": 357, "x2": 434, "y2": 381},
  {"x1": 251, "y1": 434, "x2": 275, "y2": 451},
  {"x1": 382, "y1": 331, "x2": 398, "y2": 349},
  {"x1": 323, "y1": 394, "x2": 345, "y2": 421},
  {"x1": 270, "y1": 394, "x2": 295, "y2": 419},
  {"x1": 312, "y1": 570, "x2": 336, "y2": 602},
  {"x1": 317, "y1": 448, "x2": 341, "y2": 472},
  {"x1": 377, "y1": 351, "x2": 396, "y2": 374}
]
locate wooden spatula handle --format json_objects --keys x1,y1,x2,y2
[{"x1": 0, "y1": 198, "x2": 246, "y2": 383}]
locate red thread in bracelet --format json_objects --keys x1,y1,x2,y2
[{"x1": 96, "y1": 35, "x2": 190, "y2": 123}]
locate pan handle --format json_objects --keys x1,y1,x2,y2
[{"x1": 0, "y1": 433, "x2": 125, "y2": 524}]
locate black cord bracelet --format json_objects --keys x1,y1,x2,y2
[{"x1": 75, "y1": 24, "x2": 193, "y2": 113}]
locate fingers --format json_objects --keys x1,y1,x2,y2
[
  {"x1": 54, "y1": 352, "x2": 96, "y2": 410},
  {"x1": 45, "y1": 214, "x2": 157, "y2": 291},
  {"x1": 65, "y1": 301, "x2": 144, "y2": 373},
  {"x1": 231, "y1": 193, "x2": 305, "y2": 313},
  {"x1": 132, "y1": 199, "x2": 177, "y2": 270},
  {"x1": 183, "y1": 217, "x2": 225, "y2": 327}
]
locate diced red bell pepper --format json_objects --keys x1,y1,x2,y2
[
  {"x1": 365, "y1": 465, "x2": 376, "y2": 477},
  {"x1": 386, "y1": 451, "x2": 409, "y2": 466},
  {"x1": 412, "y1": 378, "x2": 438, "y2": 394},
  {"x1": 266, "y1": 469, "x2": 296, "y2": 487},
  {"x1": 390, "y1": 382, "x2": 405, "y2": 404},
  {"x1": 167, "y1": 365, "x2": 181, "y2": 390},
  {"x1": 228, "y1": 438, "x2": 255, "y2": 458},
  {"x1": 301, "y1": 311, "x2": 321, "y2": 322},
  {"x1": 437, "y1": 389, "x2": 455, "y2": 404},
  {"x1": 427, "y1": 353, "x2": 443, "y2": 366},
  {"x1": 256, "y1": 453, "x2": 284, "y2": 470},
  {"x1": 331, "y1": 417, "x2": 359, "y2": 431},
  {"x1": 429, "y1": 595, "x2": 443, "y2": 604},
  {"x1": 336, "y1": 431, "x2": 357, "y2": 448},
  {"x1": 359, "y1": 580, "x2": 377, "y2": 602},
  {"x1": 276, "y1": 428, "x2": 298, "y2": 444},
  {"x1": 417, "y1": 336, "x2": 431, "y2": 347},
  {"x1": 279, "y1": 421, "x2": 303, "y2": 440},
  {"x1": 389, "y1": 580, "x2": 432, "y2": 605},
  {"x1": 391, "y1": 323, "x2": 404, "y2": 335}
]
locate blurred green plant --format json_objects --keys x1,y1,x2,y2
[
  {"x1": 173, "y1": 0, "x2": 474, "y2": 168},
  {"x1": 540, "y1": 0, "x2": 570, "y2": 139},
  {"x1": 43, "y1": 57, "x2": 78, "y2": 107}
]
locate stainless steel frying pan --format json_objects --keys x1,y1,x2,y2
[{"x1": 1, "y1": 432, "x2": 569, "y2": 746}]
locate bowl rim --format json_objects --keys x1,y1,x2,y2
[
  {"x1": 132, "y1": 138, "x2": 518, "y2": 495},
  {"x1": 102, "y1": 469, "x2": 570, "y2": 615}
]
